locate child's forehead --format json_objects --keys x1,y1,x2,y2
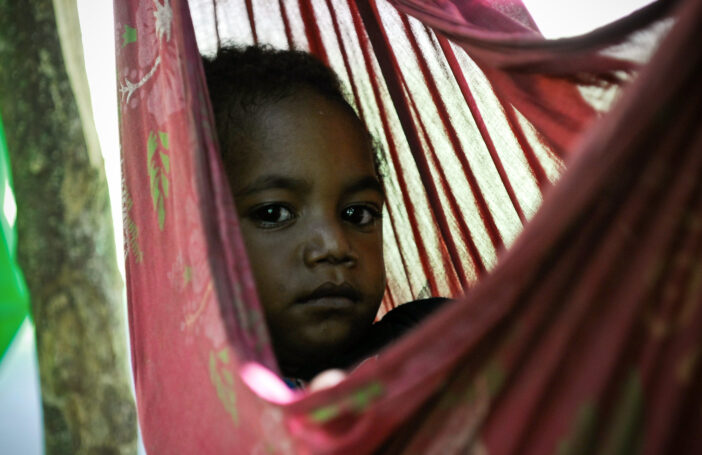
[
  {"x1": 262, "y1": 88, "x2": 362, "y2": 129},
  {"x1": 242, "y1": 91, "x2": 373, "y2": 167},
  {"x1": 228, "y1": 92, "x2": 380, "y2": 196}
]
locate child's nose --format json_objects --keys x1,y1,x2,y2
[{"x1": 303, "y1": 220, "x2": 356, "y2": 267}]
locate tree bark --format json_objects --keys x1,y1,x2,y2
[{"x1": 0, "y1": 1, "x2": 137, "y2": 453}]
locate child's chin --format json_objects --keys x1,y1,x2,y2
[
  {"x1": 303, "y1": 321, "x2": 369, "y2": 350},
  {"x1": 300, "y1": 333, "x2": 356, "y2": 357}
]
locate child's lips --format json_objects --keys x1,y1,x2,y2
[
  {"x1": 296, "y1": 282, "x2": 360, "y2": 306},
  {"x1": 303, "y1": 296, "x2": 356, "y2": 309}
]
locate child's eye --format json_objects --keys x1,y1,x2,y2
[
  {"x1": 249, "y1": 204, "x2": 295, "y2": 228},
  {"x1": 341, "y1": 205, "x2": 381, "y2": 227}
]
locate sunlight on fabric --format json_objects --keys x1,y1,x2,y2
[
  {"x1": 523, "y1": 0, "x2": 656, "y2": 38},
  {"x1": 241, "y1": 362, "x2": 300, "y2": 404}
]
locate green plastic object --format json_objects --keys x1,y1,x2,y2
[{"x1": 0, "y1": 110, "x2": 30, "y2": 362}]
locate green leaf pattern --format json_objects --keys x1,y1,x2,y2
[
  {"x1": 122, "y1": 24, "x2": 137, "y2": 48},
  {"x1": 556, "y1": 370, "x2": 644, "y2": 455},
  {"x1": 209, "y1": 348, "x2": 239, "y2": 427},
  {"x1": 147, "y1": 131, "x2": 171, "y2": 231},
  {"x1": 556, "y1": 401, "x2": 597, "y2": 455},
  {"x1": 600, "y1": 371, "x2": 644, "y2": 455},
  {"x1": 309, "y1": 381, "x2": 385, "y2": 423}
]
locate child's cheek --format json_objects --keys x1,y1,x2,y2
[{"x1": 238, "y1": 225, "x2": 296, "y2": 310}]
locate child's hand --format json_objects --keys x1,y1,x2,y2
[{"x1": 309, "y1": 369, "x2": 347, "y2": 391}]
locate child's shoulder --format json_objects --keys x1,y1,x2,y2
[
  {"x1": 376, "y1": 297, "x2": 450, "y2": 329},
  {"x1": 336, "y1": 297, "x2": 450, "y2": 369}
]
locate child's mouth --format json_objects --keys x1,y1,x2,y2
[{"x1": 297, "y1": 282, "x2": 360, "y2": 306}]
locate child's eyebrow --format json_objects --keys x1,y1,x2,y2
[
  {"x1": 344, "y1": 176, "x2": 385, "y2": 199},
  {"x1": 234, "y1": 174, "x2": 310, "y2": 197}
]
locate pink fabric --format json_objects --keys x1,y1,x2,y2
[{"x1": 117, "y1": 0, "x2": 702, "y2": 453}]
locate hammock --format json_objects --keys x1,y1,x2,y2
[{"x1": 115, "y1": 0, "x2": 702, "y2": 452}]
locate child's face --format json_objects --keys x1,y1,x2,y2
[{"x1": 230, "y1": 90, "x2": 386, "y2": 373}]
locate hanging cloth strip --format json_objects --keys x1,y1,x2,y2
[{"x1": 115, "y1": 0, "x2": 701, "y2": 453}]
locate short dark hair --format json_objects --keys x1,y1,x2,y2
[{"x1": 202, "y1": 45, "x2": 383, "y2": 176}]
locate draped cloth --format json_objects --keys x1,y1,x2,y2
[{"x1": 115, "y1": 0, "x2": 702, "y2": 453}]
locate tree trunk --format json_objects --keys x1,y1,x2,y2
[{"x1": 0, "y1": 1, "x2": 137, "y2": 453}]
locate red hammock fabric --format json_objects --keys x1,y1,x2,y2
[{"x1": 116, "y1": 0, "x2": 701, "y2": 453}]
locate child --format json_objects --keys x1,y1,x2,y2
[{"x1": 203, "y1": 46, "x2": 446, "y2": 385}]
